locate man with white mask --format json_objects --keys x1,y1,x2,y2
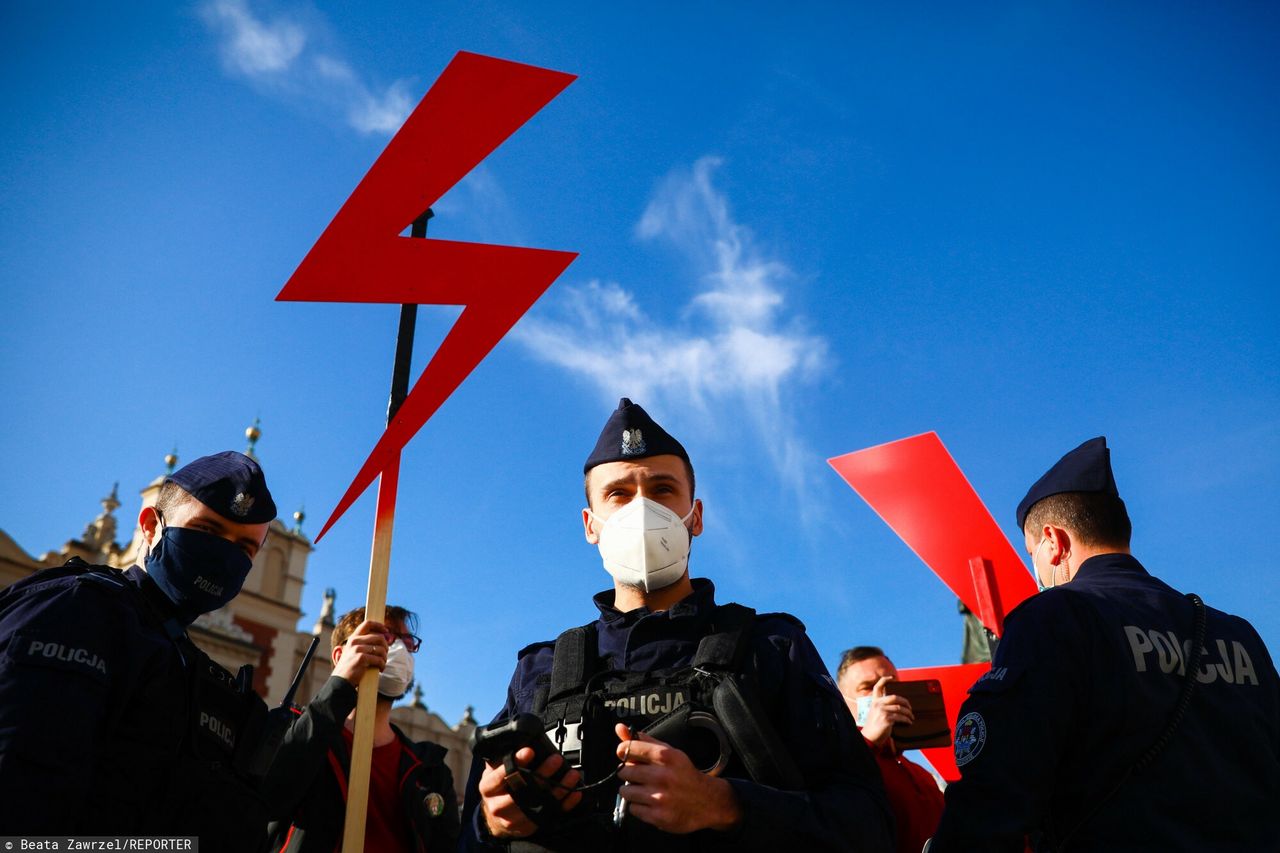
[
  {"x1": 264, "y1": 604, "x2": 459, "y2": 852},
  {"x1": 462, "y1": 398, "x2": 892, "y2": 852}
]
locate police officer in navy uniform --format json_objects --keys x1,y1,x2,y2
[
  {"x1": 928, "y1": 437, "x2": 1280, "y2": 852},
  {"x1": 0, "y1": 451, "x2": 280, "y2": 847},
  {"x1": 461, "y1": 399, "x2": 893, "y2": 852}
]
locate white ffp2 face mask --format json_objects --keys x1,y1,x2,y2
[
  {"x1": 855, "y1": 695, "x2": 873, "y2": 727},
  {"x1": 378, "y1": 639, "x2": 414, "y2": 699},
  {"x1": 588, "y1": 496, "x2": 696, "y2": 593}
]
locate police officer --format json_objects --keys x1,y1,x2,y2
[
  {"x1": 0, "y1": 451, "x2": 280, "y2": 846},
  {"x1": 928, "y1": 437, "x2": 1280, "y2": 851},
  {"x1": 461, "y1": 399, "x2": 893, "y2": 852}
]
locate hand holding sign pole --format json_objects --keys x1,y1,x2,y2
[
  {"x1": 278, "y1": 52, "x2": 577, "y2": 851},
  {"x1": 828, "y1": 432, "x2": 1036, "y2": 780}
]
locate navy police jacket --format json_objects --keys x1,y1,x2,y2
[
  {"x1": 0, "y1": 560, "x2": 272, "y2": 846},
  {"x1": 460, "y1": 579, "x2": 894, "y2": 852},
  {"x1": 930, "y1": 553, "x2": 1280, "y2": 852}
]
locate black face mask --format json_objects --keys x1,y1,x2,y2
[{"x1": 145, "y1": 526, "x2": 253, "y2": 625}]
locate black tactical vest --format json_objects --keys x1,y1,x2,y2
[
  {"x1": 158, "y1": 638, "x2": 273, "y2": 851},
  {"x1": 511, "y1": 603, "x2": 802, "y2": 853},
  {"x1": 119, "y1": 563, "x2": 274, "y2": 850}
]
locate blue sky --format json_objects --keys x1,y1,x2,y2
[{"x1": 2, "y1": 1, "x2": 1277, "y2": 728}]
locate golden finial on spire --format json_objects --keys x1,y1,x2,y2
[
  {"x1": 164, "y1": 447, "x2": 178, "y2": 474},
  {"x1": 292, "y1": 505, "x2": 306, "y2": 534},
  {"x1": 245, "y1": 417, "x2": 262, "y2": 460}
]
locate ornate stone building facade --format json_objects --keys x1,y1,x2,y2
[{"x1": 0, "y1": 430, "x2": 476, "y2": 798}]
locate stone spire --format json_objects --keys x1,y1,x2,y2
[
  {"x1": 312, "y1": 587, "x2": 336, "y2": 636},
  {"x1": 80, "y1": 483, "x2": 121, "y2": 555}
]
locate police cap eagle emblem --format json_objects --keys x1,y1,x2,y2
[
  {"x1": 230, "y1": 492, "x2": 255, "y2": 518},
  {"x1": 621, "y1": 428, "x2": 646, "y2": 456}
]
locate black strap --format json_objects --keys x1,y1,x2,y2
[
  {"x1": 548, "y1": 624, "x2": 598, "y2": 702},
  {"x1": 691, "y1": 603, "x2": 757, "y2": 671},
  {"x1": 546, "y1": 603, "x2": 757, "y2": 701},
  {"x1": 1054, "y1": 592, "x2": 1207, "y2": 851}
]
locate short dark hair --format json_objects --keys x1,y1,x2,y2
[
  {"x1": 1023, "y1": 491, "x2": 1131, "y2": 549},
  {"x1": 837, "y1": 645, "x2": 887, "y2": 680},
  {"x1": 155, "y1": 481, "x2": 196, "y2": 518},
  {"x1": 583, "y1": 458, "x2": 697, "y2": 507},
  {"x1": 332, "y1": 605, "x2": 418, "y2": 650}
]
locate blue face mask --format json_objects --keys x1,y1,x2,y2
[{"x1": 145, "y1": 526, "x2": 253, "y2": 624}]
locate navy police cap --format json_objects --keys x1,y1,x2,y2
[
  {"x1": 167, "y1": 451, "x2": 277, "y2": 524},
  {"x1": 1015, "y1": 436, "x2": 1118, "y2": 531},
  {"x1": 584, "y1": 398, "x2": 690, "y2": 474}
]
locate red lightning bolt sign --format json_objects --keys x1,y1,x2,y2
[
  {"x1": 278, "y1": 51, "x2": 578, "y2": 541},
  {"x1": 278, "y1": 51, "x2": 576, "y2": 851},
  {"x1": 829, "y1": 432, "x2": 1037, "y2": 780}
]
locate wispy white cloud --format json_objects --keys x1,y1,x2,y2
[
  {"x1": 513, "y1": 157, "x2": 829, "y2": 500},
  {"x1": 430, "y1": 165, "x2": 528, "y2": 245},
  {"x1": 199, "y1": 0, "x2": 413, "y2": 135}
]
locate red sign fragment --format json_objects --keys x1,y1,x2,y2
[{"x1": 828, "y1": 432, "x2": 1036, "y2": 632}]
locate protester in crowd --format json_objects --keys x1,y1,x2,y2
[
  {"x1": 838, "y1": 646, "x2": 945, "y2": 853},
  {"x1": 264, "y1": 605, "x2": 459, "y2": 852}
]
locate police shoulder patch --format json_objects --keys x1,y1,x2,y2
[
  {"x1": 953, "y1": 711, "x2": 987, "y2": 767},
  {"x1": 967, "y1": 663, "x2": 1024, "y2": 695},
  {"x1": 6, "y1": 630, "x2": 110, "y2": 682}
]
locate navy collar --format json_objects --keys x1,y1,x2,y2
[
  {"x1": 591, "y1": 577, "x2": 718, "y2": 627},
  {"x1": 1072, "y1": 552, "x2": 1149, "y2": 582},
  {"x1": 125, "y1": 564, "x2": 188, "y2": 640}
]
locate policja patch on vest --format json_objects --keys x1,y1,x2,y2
[{"x1": 954, "y1": 711, "x2": 987, "y2": 767}]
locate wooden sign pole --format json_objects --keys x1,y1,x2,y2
[
  {"x1": 340, "y1": 211, "x2": 429, "y2": 853},
  {"x1": 340, "y1": 454, "x2": 400, "y2": 852}
]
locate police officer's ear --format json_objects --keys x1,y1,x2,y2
[
  {"x1": 582, "y1": 507, "x2": 600, "y2": 545},
  {"x1": 1043, "y1": 525, "x2": 1072, "y2": 564},
  {"x1": 689, "y1": 498, "x2": 704, "y2": 538},
  {"x1": 139, "y1": 505, "x2": 162, "y2": 552}
]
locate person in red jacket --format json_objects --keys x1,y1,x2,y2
[{"x1": 838, "y1": 646, "x2": 945, "y2": 853}]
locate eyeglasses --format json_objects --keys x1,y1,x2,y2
[{"x1": 390, "y1": 632, "x2": 422, "y2": 653}]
